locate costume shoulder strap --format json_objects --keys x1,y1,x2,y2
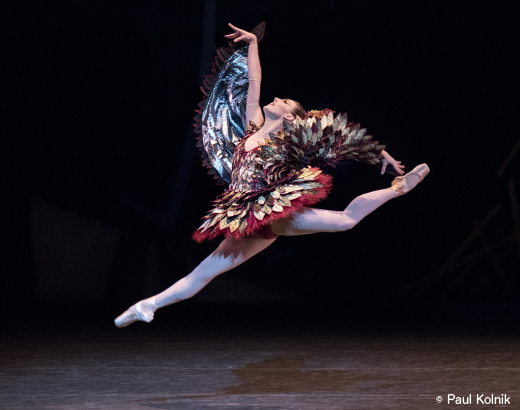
[{"x1": 194, "y1": 22, "x2": 266, "y2": 186}]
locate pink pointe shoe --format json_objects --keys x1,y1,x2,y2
[
  {"x1": 114, "y1": 296, "x2": 157, "y2": 328},
  {"x1": 391, "y1": 163, "x2": 430, "y2": 197}
]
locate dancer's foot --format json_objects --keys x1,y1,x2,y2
[
  {"x1": 391, "y1": 163, "x2": 430, "y2": 197},
  {"x1": 114, "y1": 296, "x2": 157, "y2": 328}
]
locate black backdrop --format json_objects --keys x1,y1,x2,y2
[{"x1": 2, "y1": 0, "x2": 519, "y2": 325}]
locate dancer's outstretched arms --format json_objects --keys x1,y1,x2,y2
[
  {"x1": 380, "y1": 150, "x2": 405, "y2": 175},
  {"x1": 225, "y1": 23, "x2": 264, "y2": 125}
]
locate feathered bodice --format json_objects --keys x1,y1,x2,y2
[
  {"x1": 229, "y1": 125, "x2": 266, "y2": 192},
  {"x1": 228, "y1": 113, "x2": 386, "y2": 193}
]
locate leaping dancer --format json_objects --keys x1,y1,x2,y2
[{"x1": 115, "y1": 22, "x2": 429, "y2": 328}]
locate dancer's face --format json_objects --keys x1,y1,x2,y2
[{"x1": 263, "y1": 97, "x2": 296, "y2": 122}]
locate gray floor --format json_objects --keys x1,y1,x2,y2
[{"x1": 1, "y1": 323, "x2": 519, "y2": 409}]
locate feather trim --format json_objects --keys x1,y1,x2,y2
[{"x1": 191, "y1": 169, "x2": 332, "y2": 243}]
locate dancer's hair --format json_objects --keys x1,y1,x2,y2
[{"x1": 291, "y1": 101, "x2": 307, "y2": 120}]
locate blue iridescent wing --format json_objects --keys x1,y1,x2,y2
[
  {"x1": 194, "y1": 22, "x2": 266, "y2": 186},
  {"x1": 194, "y1": 47, "x2": 249, "y2": 185}
]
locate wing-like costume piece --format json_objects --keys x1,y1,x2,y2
[
  {"x1": 255, "y1": 110, "x2": 386, "y2": 185},
  {"x1": 194, "y1": 23, "x2": 266, "y2": 186}
]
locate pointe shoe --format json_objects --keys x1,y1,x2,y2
[
  {"x1": 114, "y1": 296, "x2": 157, "y2": 328},
  {"x1": 391, "y1": 163, "x2": 430, "y2": 197}
]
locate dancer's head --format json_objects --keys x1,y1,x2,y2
[{"x1": 264, "y1": 98, "x2": 306, "y2": 123}]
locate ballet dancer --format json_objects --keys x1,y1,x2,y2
[{"x1": 115, "y1": 23, "x2": 429, "y2": 327}]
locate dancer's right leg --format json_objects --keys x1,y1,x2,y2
[
  {"x1": 115, "y1": 234, "x2": 276, "y2": 327},
  {"x1": 270, "y1": 163, "x2": 430, "y2": 237},
  {"x1": 270, "y1": 187, "x2": 397, "y2": 236}
]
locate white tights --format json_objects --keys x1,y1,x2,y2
[{"x1": 145, "y1": 187, "x2": 396, "y2": 310}]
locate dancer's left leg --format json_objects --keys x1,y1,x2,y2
[
  {"x1": 115, "y1": 234, "x2": 276, "y2": 326},
  {"x1": 153, "y1": 234, "x2": 276, "y2": 308}
]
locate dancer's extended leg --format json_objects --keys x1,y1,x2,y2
[
  {"x1": 270, "y1": 187, "x2": 396, "y2": 236},
  {"x1": 271, "y1": 163, "x2": 429, "y2": 236},
  {"x1": 154, "y1": 235, "x2": 276, "y2": 308},
  {"x1": 115, "y1": 234, "x2": 276, "y2": 326}
]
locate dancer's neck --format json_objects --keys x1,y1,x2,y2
[{"x1": 257, "y1": 117, "x2": 284, "y2": 139}]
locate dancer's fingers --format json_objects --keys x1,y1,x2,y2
[
  {"x1": 381, "y1": 162, "x2": 387, "y2": 175},
  {"x1": 228, "y1": 23, "x2": 242, "y2": 32}
]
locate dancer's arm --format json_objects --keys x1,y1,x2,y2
[{"x1": 225, "y1": 23, "x2": 264, "y2": 125}]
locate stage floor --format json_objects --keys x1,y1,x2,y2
[{"x1": 1, "y1": 322, "x2": 519, "y2": 409}]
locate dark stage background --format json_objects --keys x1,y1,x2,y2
[{"x1": 2, "y1": 0, "x2": 519, "y2": 327}]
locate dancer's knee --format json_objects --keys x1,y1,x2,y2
[
  {"x1": 338, "y1": 214, "x2": 357, "y2": 231},
  {"x1": 186, "y1": 270, "x2": 219, "y2": 289},
  {"x1": 191, "y1": 260, "x2": 225, "y2": 282}
]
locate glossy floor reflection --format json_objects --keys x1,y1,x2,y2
[{"x1": 1, "y1": 322, "x2": 519, "y2": 409}]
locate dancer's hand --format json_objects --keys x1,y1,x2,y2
[
  {"x1": 381, "y1": 151, "x2": 405, "y2": 175},
  {"x1": 225, "y1": 23, "x2": 257, "y2": 45}
]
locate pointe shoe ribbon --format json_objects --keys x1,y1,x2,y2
[
  {"x1": 114, "y1": 296, "x2": 157, "y2": 328},
  {"x1": 391, "y1": 163, "x2": 430, "y2": 197}
]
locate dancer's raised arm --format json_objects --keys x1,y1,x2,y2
[{"x1": 225, "y1": 23, "x2": 264, "y2": 125}]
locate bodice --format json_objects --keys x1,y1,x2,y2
[{"x1": 228, "y1": 135, "x2": 267, "y2": 192}]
